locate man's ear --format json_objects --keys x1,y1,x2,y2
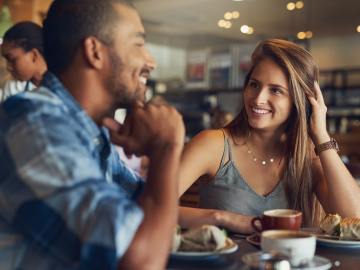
[{"x1": 82, "y1": 36, "x2": 106, "y2": 70}]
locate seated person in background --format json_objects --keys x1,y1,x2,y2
[
  {"x1": 1, "y1": 22, "x2": 47, "y2": 100},
  {"x1": 0, "y1": 1, "x2": 184, "y2": 270},
  {"x1": 178, "y1": 39, "x2": 360, "y2": 234},
  {"x1": 212, "y1": 109, "x2": 234, "y2": 129}
]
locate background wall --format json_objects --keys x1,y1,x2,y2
[
  {"x1": 0, "y1": 0, "x2": 52, "y2": 25},
  {"x1": 311, "y1": 34, "x2": 360, "y2": 70},
  {"x1": 146, "y1": 43, "x2": 186, "y2": 82}
]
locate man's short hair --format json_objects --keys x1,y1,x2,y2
[{"x1": 43, "y1": 0, "x2": 134, "y2": 73}]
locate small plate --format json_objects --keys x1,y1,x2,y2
[
  {"x1": 246, "y1": 235, "x2": 261, "y2": 246},
  {"x1": 241, "y1": 251, "x2": 332, "y2": 270},
  {"x1": 300, "y1": 228, "x2": 360, "y2": 248},
  {"x1": 170, "y1": 242, "x2": 238, "y2": 260}
]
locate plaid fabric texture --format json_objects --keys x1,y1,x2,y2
[{"x1": 0, "y1": 72, "x2": 145, "y2": 270}]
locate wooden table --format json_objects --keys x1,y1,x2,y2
[{"x1": 166, "y1": 235, "x2": 360, "y2": 270}]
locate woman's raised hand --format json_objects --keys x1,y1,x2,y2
[{"x1": 307, "y1": 82, "x2": 331, "y2": 146}]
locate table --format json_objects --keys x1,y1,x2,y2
[{"x1": 166, "y1": 235, "x2": 360, "y2": 270}]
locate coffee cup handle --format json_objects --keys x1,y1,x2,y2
[{"x1": 251, "y1": 217, "x2": 263, "y2": 235}]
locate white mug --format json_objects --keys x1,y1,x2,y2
[{"x1": 261, "y1": 230, "x2": 316, "y2": 267}]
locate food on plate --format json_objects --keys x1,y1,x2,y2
[
  {"x1": 319, "y1": 214, "x2": 360, "y2": 238},
  {"x1": 339, "y1": 218, "x2": 360, "y2": 238},
  {"x1": 172, "y1": 225, "x2": 234, "y2": 252},
  {"x1": 319, "y1": 214, "x2": 341, "y2": 235}
]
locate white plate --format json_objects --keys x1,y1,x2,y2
[
  {"x1": 170, "y1": 242, "x2": 238, "y2": 260},
  {"x1": 241, "y1": 251, "x2": 332, "y2": 270},
  {"x1": 300, "y1": 228, "x2": 360, "y2": 248}
]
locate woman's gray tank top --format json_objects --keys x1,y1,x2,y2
[{"x1": 198, "y1": 129, "x2": 291, "y2": 217}]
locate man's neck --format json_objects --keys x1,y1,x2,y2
[{"x1": 55, "y1": 67, "x2": 115, "y2": 127}]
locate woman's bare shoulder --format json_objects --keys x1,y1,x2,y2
[{"x1": 185, "y1": 129, "x2": 226, "y2": 153}]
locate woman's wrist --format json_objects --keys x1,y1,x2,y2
[
  {"x1": 212, "y1": 210, "x2": 227, "y2": 227},
  {"x1": 312, "y1": 133, "x2": 331, "y2": 147}
]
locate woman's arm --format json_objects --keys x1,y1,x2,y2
[
  {"x1": 309, "y1": 83, "x2": 360, "y2": 218},
  {"x1": 178, "y1": 129, "x2": 225, "y2": 196},
  {"x1": 179, "y1": 207, "x2": 255, "y2": 234},
  {"x1": 178, "y1": 129, "x2": 255, "y2": 234},
  {"x1": 313, "y1": 145, "x2": 360, "y2": 218}
]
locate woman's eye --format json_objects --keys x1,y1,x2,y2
[
  {"x1": 250, "y1": 82, "x2": 258, "y2": 88},
  {"x1": 272, "y1": 88, "x2": 282, "y2": 94}
]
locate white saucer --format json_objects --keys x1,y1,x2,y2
[
  {"x1": 241, "y1": 251, "x2": 332, "y2": 270},
  {"x1": 301, "y1": 228, "x2": 360, "y2": 248}
]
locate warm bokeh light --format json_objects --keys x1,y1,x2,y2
[
  {"x1": 225, "y1": 21, "x2": 232, "y2": 28},
  {"x1": 297, "y1": 31, "x2": 306, "y2": 39},
  {"x1": 232, "y1": 11, "x2": 240, "y2": 19},
  {"x1": 287, "y1": 3, "x2": 295, "y2": 10},
  {"x1": 357, "y1": 26, "x2": 360, "y2": 33},
  {"x1": 306, "y1": 31, "x2": 313, "y2": 38},
  {"x1": 218, "y1": 20, "x2": 226, "y2": 27},
  {"x1": 247, "y1": 27, "x2": 254, "y2": 34},
  {"x1": 224, "y1": 12, "x2": 232, "y2": 20},
  {"x1": 241, "y1": 25, "x2": 249, "y2": 33},
  {"x1": 296, "y1": 1, "x2": 304, "y2": 9}
]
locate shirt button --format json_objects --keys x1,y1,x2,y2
[{"x1": 93, "y1": 138, "x2": 100, "y2": 146}]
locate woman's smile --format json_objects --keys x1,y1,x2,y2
[{"x1": 251, "y1": 106, "x2": 272, "y2": 117}]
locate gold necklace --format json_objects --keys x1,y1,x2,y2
[{"x1": 245, "y1": 141, "x2": 274, "y2": 165}]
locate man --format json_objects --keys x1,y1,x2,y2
[{"x1": 0, "y1": 0, "x2": 184, "y2": 270}]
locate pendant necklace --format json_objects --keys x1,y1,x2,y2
[{"x1": 245, "y1": 141, "x2": 274, "y2": 165}]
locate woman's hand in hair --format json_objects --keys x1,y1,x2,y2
[{"x1": 306, "y1": 82, "x2": 331, "y2": 146}]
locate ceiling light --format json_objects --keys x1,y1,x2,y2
[
  {"x1": 241, "y1": 25, "x2": 249, "y2": 33},
  {"x1": 232, "y1": 11, "x2": 240, "y2": 19},
  {"x1": 296, "y1": 1, "x2": 304, "y2": 9},
  {"x1": 247, "y1": 27, "x2": 254, "y2": 34},
  {"x1": 297, "y1": 32, "x2": 306, "y2": 39},
  {"x1": 225, "y1": 21, "x2": 232, "y2": 28},
  {"x1": 224, "y1": 12, "x2": 232, "y2": 20},
  {"x1": 306, "y1": 31, "x2": 313, "y2": 38},
  {"x1": 218, "y1": 20, "x2": 226, "y2": 27},
  {"x1": 287, "y1": 3, "x2": 295, "y2": 10},
  {"x1": 357, "y1": 26, "x2": 360, "y2": 33}
]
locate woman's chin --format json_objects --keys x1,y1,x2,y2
[{"x1": 248, "y1": 120, "x2": 268, "y2": 130}]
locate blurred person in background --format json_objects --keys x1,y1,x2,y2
[
  {"x1": 212, "y1": 109, "x2": 234, "y2": 129},
  {"x1": 0, "y1": 1, "x2": 184, "y2": 270},
  {"x1": 178, "y1": 39, "x2": 360, "y2": 233},
  {"x1": 0, "y1": 22, "x2": 47, "y2": 102}
]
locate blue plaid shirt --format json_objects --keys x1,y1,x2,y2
[{"x1": 0, "y1": 72, "x2": 145, "y2": 270}]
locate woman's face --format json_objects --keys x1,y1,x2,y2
[
  {"x1": 1, "y1": 39, "x2": 37, "y2": 82},
  {"x1": 244, "y1": 57, "x2": 293, "y2": 132}
]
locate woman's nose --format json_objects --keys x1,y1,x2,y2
[{"x1": 253, "y1": 89, "x2": 268, "y2": 105}]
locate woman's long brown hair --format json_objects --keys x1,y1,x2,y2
[{"x1": 225, "y1": 39, "x2": 325, "y2": 227}]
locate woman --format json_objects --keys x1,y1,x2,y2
[
  {"x1": 179, "y1": 39, "x2": 360, "y2": 233},
  {"x1": 1, "y1": 22, "x2": 47, "y2": 101}
]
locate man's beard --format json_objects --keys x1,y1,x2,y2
[{"x1": 106, "y1": 49, "x2": 145, "y2": 109}]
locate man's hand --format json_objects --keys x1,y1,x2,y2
[
  {"x1": 103, "y1": 100, "x2": 185, "y2": 158},
  {"x1": 110, "y1": 102, "x2": 184, "y2": 270}
]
